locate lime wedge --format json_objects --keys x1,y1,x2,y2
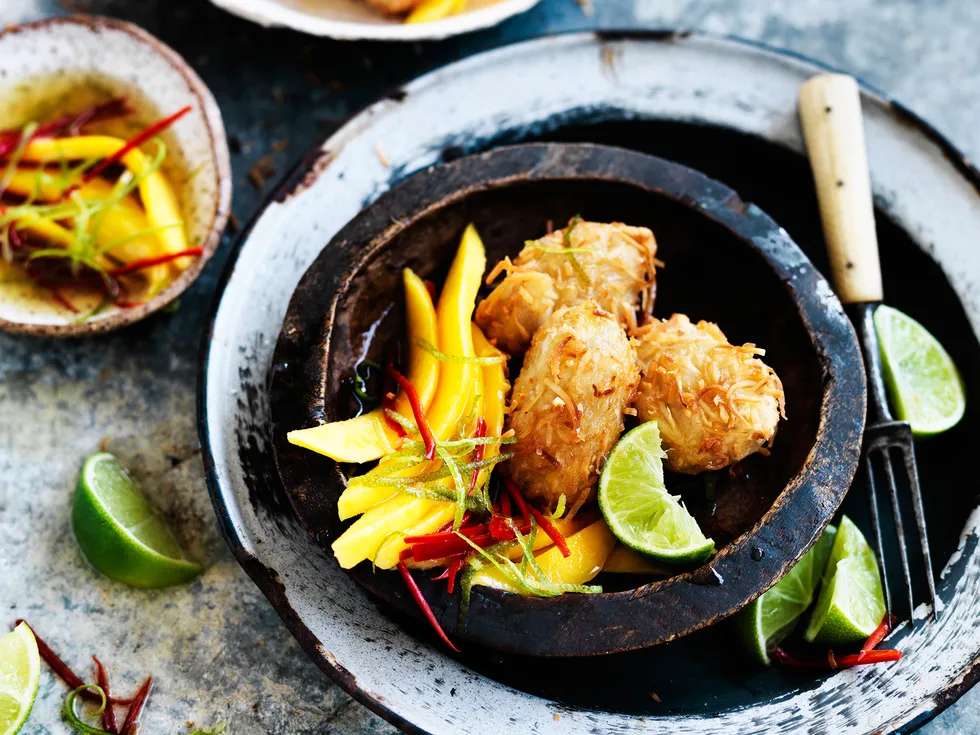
[
  {"x1": 72, "y1": 453, "x2": 203, "y2": 588},
  {"x1": 804, "y1": 516, "x2": 885, "y2": 646},
  {"x1": 598, "y1": 421, "x2": 714, "y2": 564},
  {"x1": 875, "y1": 304, "x2": 965, "y2": 436},
  {"x1": 736, "y1": 525, "x2": 836, "y2": 665},
  {"x1": 0, "y1": 623, "x2": 40, "y2": 735}
]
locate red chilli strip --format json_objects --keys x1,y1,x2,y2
[
  {"x1": 772, "y1": 647, "x2": 903, "y2": 670},
  {"x1": 528, "y1": 506, "x2": 570, "y2": 558},
  {"x1": 859, "y1": 613, "x2": 896, "y2": 660},
  {"x1": 488, "y1": 515, "x2": 513, "y2": 541},
  {"x1": 424, "y1": 280, "x2": 437, "y2": 300},
  {"x1": 93, "y1": 656, "x2": 119, "y2": 734},
  {"x1": 83, "y1": 105, "x2": 192, "y2": 182},
  {"x1": 411, "y1": 526, "x2": 533, "y2": 562},
  {"x1": 833, "y1": 650, "x2": 903, "y2": 668},
  {"x1": 0, "y1": 97, "x2": 131, "y2": 153},
  {"x1": 14, "y1": 619, "x2": 85, "y2": 689},
  {"x1": 107, "y1": 247, "x2": 204, "y2": 277},
  {"x1": 500, "y1": 489, "x2": 512, "y2": 518},
  {"x1": 446, "y1": 557, "x2": 462, "y2": 594},
  {"x1": 119, "y1": 676, "x2": 153, "y2": 735},
  {"x1": 404, "y1": 524, "x2": 489, "y2": 544},
  {"x1": 504, "y1": 479, "x2": 531, "y2": 527},
  {"x1": 386, "y1": 365, "x2": 436, "y2": 460},
  {"x1": 411, "y1": 533, "x2": 496, "y2": 563},
  {"x1": 396, "y1": 561, "x2": 460, "y2": 653},
  {"x1": 45, "y1": 284, "x2": 79, "y2": 313},
  {"x1": 381, "y1": 343, "x2": 406, "y2": 437},
  {"x1": 467, "y1": 418, "x2": 488, "y2": 496}
]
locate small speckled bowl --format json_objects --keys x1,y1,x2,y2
[{"x1": 0, "y1": 15, "x2": 232, "y2": 337}]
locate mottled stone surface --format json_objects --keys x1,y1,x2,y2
[{"x1": 2, "y1": 0, "x2": 979, "y2": 732}]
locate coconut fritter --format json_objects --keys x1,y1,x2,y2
[
  {"x1": 504, "y1": 300, "x2": 640, "y2": 514},
  {"x1": 632, "y1": 314, "x2": 786, "y2": 475},
  {"x1": 475, "y1": 219, "x2": 657, "y2": 355}
]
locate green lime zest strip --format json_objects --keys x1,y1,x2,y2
[
  {"x1": 562, "y1": 215, "x2": 590, "y2": 286},
  {"x1": 548, "y1": 494, "x2": 567, "y2": 519},
  {"x1": 415, "y1": 338, "x2": 506, "y2": 365},
  {"x1": 348, "y1": 453, "x2": 511, "y2": 487},
  {"x1": 63, "y1": 685, "x2": 109, "y2": 735},
  {"x1": 383, "y1": 408, "x2": 419, "y2": 435},
  {"x1": 436, "y1": 446, "x2": 468, "y2": 530}
]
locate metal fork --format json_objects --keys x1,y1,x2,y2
[{"x1": 799, "y1": 73, "x2": 937, "y2": 622}]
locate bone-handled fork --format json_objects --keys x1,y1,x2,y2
[{"x1": 799, "y1": 73, "x2": 937, "y2": 622}]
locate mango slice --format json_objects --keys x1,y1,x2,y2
[
  {"x1": 602, "y1": 544, "x2": 670, "y2": 575},
  {"x1": 470, "y1": 519, "x2": 617, "y2": 593},
  {"x1": 405, "y1": 0, "x2": 466, "y2": 24},
  {"x1": 288, "y1": 268, "x2": 438, "y2": 463},
  {"x1": 21, "y1": 136, "x2": 188, "y2": 264}
]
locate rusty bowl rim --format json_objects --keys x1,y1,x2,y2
[{"x1": 0, "y1": 15, "x2": 232, "y2": 338}]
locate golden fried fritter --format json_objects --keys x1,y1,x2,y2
[
  {"x1": 475, "y1": 219, "x2": 657, "y2": 355},
  {"x1": 632, "y1": 314, "x2": 786, "y2": 474},
  {"x1": 504, "y1": 300, "x2": 640, "y2": 514}
]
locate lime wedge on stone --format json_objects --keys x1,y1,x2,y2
[
  {"x1": 598, "y1": 421, "x2": 714, "y2": 564},
  {"x1": 875, "y1": 304, "x2": 965, "y2": 437},
  {"x1": 804, "y1": 516, "x2": 885, "y2": 647},
  {"x1": 736, "y1": 525, "x2": 837, "y2": 665},
  {"x1": 0, "y1": 622, "x2": 40, "y2": 735},
  {"x1": 72, "y1": 453, "x2": 203, "y2": 588}
]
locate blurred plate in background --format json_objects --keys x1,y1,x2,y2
[{"x1": 209, "y1": 0, "x2": 541, "y2": 41}]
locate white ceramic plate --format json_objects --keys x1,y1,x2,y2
[
  {"x1": 209, "y1": 0, "x2": 541, "y2": 41},
  {"x1": 201, "y1": 31, "x2": 980, "y2": 735}
]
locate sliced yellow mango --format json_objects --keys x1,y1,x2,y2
[
  {"x1": 339, "y1": 365, "x2": 484, "y2": 559},
  {"x1": 289, "y1": 268, "x2": 438, "y2": 463},
  {"x1": 332, "y1": 494, "x2": 435, "y2": 569},
  {"x1": 497, "y1": 517, "x2": 587, "y2": 562},
  {"x1": 331, "y1": 228, "x2": 486, "y2": 568},
  {"x1": 426, "y1": 224, "x2": 485, "y2": 432},
  {"x1": 471, "y1": 520, "x2": 617, "y2": 593},
  {"x1": 374, "y1": 503, "x2": 456, "y2": 570},
  {"x1": 6, "y1": 172, "x2": 170, "y2": 291},
  {"x1": 398, "y1": 517, "x2": 585, "y2": 571},
  {"x1": 3, "y1": 171, "x2": 141, "y2": 212},
  {"x1": 405, "y1": 0, "x2": 466, "y2": 23},
  {"x1": 21, "y1": 136, "x2": 188, "y2": 265},
  {"x1": 291, "y1": 418, "x2": 397, "y2": 466},
  {"x1": 602, "y1": 544, "x2": 670, "y2": 575}
]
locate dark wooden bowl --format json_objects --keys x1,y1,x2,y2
[{"x1": 269, "y1": 142, "x2": 866, "y2": 657}]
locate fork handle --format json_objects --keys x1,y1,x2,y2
[{"x1": 799, "y1": 74, "x2": 884, "y2": 305}]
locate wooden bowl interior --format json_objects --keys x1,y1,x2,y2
[{"x1": 324, "y1": 177, "x2": 822, "y2": 582}]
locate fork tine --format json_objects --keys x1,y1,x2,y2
[
  {"x1": 864, "y1": 453, "x2": 892, "y2": 622},
  {"x1": 899, "y1": 440, "x2": 938, "y2": 619},
  {"x1": 882, "y1": 448, "x2": 916, "y2": 621}
]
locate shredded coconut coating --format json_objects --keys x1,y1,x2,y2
[
  {"x1": 475, "y1": 220, "x2": 657, "y2": 355},
  {"x1": 632, "y1": 314, "x2": 786, "y2": 474},
  {"x1": 504, "y1": 301, "x2": 640, "y2": 514}
]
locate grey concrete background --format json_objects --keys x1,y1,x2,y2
[{"x1": 1, "y1": 0, "x2": 978, "y2": 733}]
